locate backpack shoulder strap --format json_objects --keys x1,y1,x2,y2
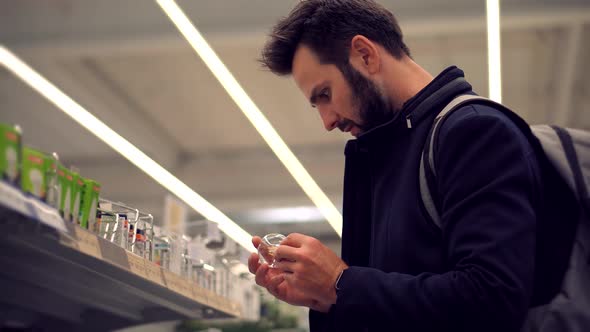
[
  {"x1": 419, "y1": 94, "x2": 500, "y2": 228},
  {"x1": 532, "y1": 125, "x2": 590, "y2": 212},
  {"x1": 421, "y1": 94, "x2": 590, "y2": 229}
]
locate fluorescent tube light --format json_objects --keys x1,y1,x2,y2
[
  {"x1": 156, "y1": 0, "x2": 343, "y2": 237},
  {"x1": 0, "y1": 45, "x2": 255, "y2": 252},
  {"x1": 486, "y1": 0, "x2": 502, "y2": 103}
]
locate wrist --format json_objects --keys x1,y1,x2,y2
[
  {"x1": 334, "y1": 267, "x2": 346, "y2": 291},
  {"x1": 328, "y1": 264, "x2": 348, "y2": 304}
]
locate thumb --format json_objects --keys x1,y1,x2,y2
[{"x1": 252, "y1": 236, "x2": 262, "y2": 249}]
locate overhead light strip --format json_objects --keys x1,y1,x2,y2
[
  {"x1": 156, "y1": 0, "x2": 343, "y2": 237},
  {"x1": 0, "y1": 45, "x2": 255, "y2": 252},
  {"x1": 486, "y1": 0, "x2": 502, "y2": 103}
]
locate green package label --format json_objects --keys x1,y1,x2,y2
[
  {"x1": 57, "y1": 166, "x2": 73, "y2": 219},
  {"x1": 80, "y1": 178, "x2": 101, "y2": 231},
  {"x1": 21, "y1": 147, "x2": 47, "y2": 199},
  {"x1": 70, "y1": 173, "x2": 84, "y2": 225},
  {"x1": 0, "y1": 123, "x2": 21, "y2": 185}
]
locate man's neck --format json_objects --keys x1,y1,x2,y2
[{"x1": 384, "y1": 57, "x2": 434, "y2": 110}]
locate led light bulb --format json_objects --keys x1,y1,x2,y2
[
  {"x1": 29, "y1": 168, "x2": 43, "y2": 198},
  {"x1": 88, "y1": 198, "x2": 98, "y2": 233},
  {"x1": 63, "y1": 186, "x2": 71, "y2": 220},
  {"x1": 73, "y1": 191, "x2": 81, "y2": 224},
  {"x1": 5, "y1": 147, "x2": 17, "y2": 181}
]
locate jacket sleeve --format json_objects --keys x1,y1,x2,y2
[{"x1": 315, "y1": 105, "x2": 540, "y2": 331}]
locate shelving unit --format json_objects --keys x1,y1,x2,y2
[{"x1": 0, "y1": 182, "x2": 241, "y2": 331}]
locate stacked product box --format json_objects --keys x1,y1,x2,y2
[
  {"x1": 0, "y1": 123, "x2": 21, "y2": 185},
  {"x1": 70, "y1": 172, "x2": 84, "y2": 225},
  {"x1": 2, "y1": 122, "x2": 101, "y2": 231},
  {"x1": 57, "y1": 166, "x2": 73, "y2": 220},
  {"x1": 80, "y1": 178, "x2": 101, "y2": 231},
  {"x1": 21, "y1": 147, "x2": 47, "y2": 200}
]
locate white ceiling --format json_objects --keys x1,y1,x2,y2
[{"x1": 1, "y1": 0, "x2": 589, "y2": 251}]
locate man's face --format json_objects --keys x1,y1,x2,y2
[{"x1": 292, "y1": 45, "x2": 394, "y2": 137}]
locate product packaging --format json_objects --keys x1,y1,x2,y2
[
  {"x1": 70, "y1": 172, "x2": 84, "y2": 224},
  {"x1": 21, "y1": 147, "x2": 47, "y2": 200},
  {"x1": 44, "y1": 155, "x2": 60, "y2": 208},
  {"x1": 79, "y1": 178, "x2": 101, "y2": 231},
  {"x1": 57, "y1": 166, "x2": 73, "y2": 220},
  {"x1": 0, "y1": 123, "x2": 21, "y2": 185}
]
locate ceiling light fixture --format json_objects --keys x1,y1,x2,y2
[
  {"x1": 156, "y1": 0, "x2": 343, "y2": 237},
  {"x1": 0, "y1": 45, "x2": 255, "y2": 252},
  {"x1": 486, "y1": 0, "x2": 502, "y2": 103}
]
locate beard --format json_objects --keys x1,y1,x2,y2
[{"x1": 339, "y1": 62, "x2": 398, "y2": 133}]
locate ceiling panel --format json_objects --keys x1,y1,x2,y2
[
  {"x1": 92, "y1": 50, "x2": 268, "y2": 152},
  {"x1": 0, "y1": 68, "x2": 116, "y2": 160}
]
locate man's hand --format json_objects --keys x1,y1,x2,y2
[
  {"x1": 248, "y1": 235, "x2": 342, "y2": 312},
  {"x1": 273, "y1": 233, "x2": 348, "y2": 307}
]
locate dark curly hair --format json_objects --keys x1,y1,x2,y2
[{"x1": 260, "y1": 0, "x2": 411, "y2": 76}]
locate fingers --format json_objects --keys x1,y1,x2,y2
[
  {"x1": 254, "y1": 263, "x2": 269, "y2": 287},
  {"x1": 252, "y1": 236, "x2": 262, "y2": 249},
  {"x1": 274, "y1": 244, "x2": 300, "y2": 262},
  {"x1": 249, "y1": 236, "x2": 263, "y2": 275},
  {"x1": 273, "y1": 259, "x2": 298, "y2": 273},
  {"x1": 267, "y1": 273, "x2": 286, "y2": 297},
  {"x1": 248, "y1": 252, "x2": 260, "y2": 274},
  {"x1": 280, "y1": 233, "x2": 307, "y2": 248}
]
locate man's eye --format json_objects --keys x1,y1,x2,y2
[{"x1": 320, "y1": 89, "x2": 330, "y2": 99}]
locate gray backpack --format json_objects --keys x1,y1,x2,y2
[{"x1": 420, "y1": 94, "x2": 590, "y2": 331}]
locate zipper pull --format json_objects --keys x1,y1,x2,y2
[{"x1": 406, "y1": 115, "x2": 412, "y2": 129}]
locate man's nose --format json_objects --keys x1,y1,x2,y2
[{"x1": 319, "y1": 107, "x2": 338, "y2": 131}]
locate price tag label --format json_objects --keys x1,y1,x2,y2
[
  {"x1": 178, "y1": 278, "x2": 193, "y2": 298},
  {"x1": 145, "y1": 262, "x2": 165, "y2": 286},
  {"x1": 208, "y1": 292, "x2": 222, "y2": 310},
  {"x1": 163, "y1": 270, "x2": 186, "y2": 295},
  {"x1": 126, "y1": 252, "x2": 147, "y2": 279},
  {"x1": 191, "y1": 284, "x2": 208, "y2": 304},
  {"x1": 222, "y1": 298, "x2": 234, "y2": 314},
  {"x1": 74, "y1": 227, "x2": 102, "y2": 259},
  {"x1": 218, "y1": 297, "x2": 227, "y2": 312},
  {"x1": 229, "y1": 302, "x2": 241, "y2": 317},
  {"x1": 205, "y1": 295, "x2": 216, "y2": 310},
  {"x1": 216, "y1": 297, "x2": 227, "y2": 313}
]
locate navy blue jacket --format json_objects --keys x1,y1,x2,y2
[{"x1": 310, "y1": 67, "x2": 544, "y2": 331}]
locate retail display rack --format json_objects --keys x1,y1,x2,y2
[{"x1": 0, "y1": 181, "x2": 241, "y2": 332}]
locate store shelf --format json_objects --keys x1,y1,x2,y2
[{"x1": 0, "y1": 182, "x2": 241, "y2": 332}]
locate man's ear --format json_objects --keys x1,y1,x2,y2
[{"x1": 349, "y1": 35, "x2": 381, "y2": 75}]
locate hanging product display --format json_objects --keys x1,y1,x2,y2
[
  {"x1": 0, "y1": 123, "x2": 21, "y2": 185},
  {"x1": 44, "y1": 154, "x2": 60, "y2": 209},
  {"x1": 80, "y1": 178, "x2": 100, "y2": 230},
  {"x1": 70, "y1": 172, "x2": 84, "y2": 225},
  {"x1": 57, "y1": 165, "x2": 73, "y2": 220},
  {"x1": 0, "y1": 121, "x2": 255, "y2": 322},
  {"x1": 21, "y1": 147, "x2": 47, "y2": 200}
]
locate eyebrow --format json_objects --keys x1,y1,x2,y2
[{"x1": 309, "y1": 81, "x2": 329, "y2": 106}]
